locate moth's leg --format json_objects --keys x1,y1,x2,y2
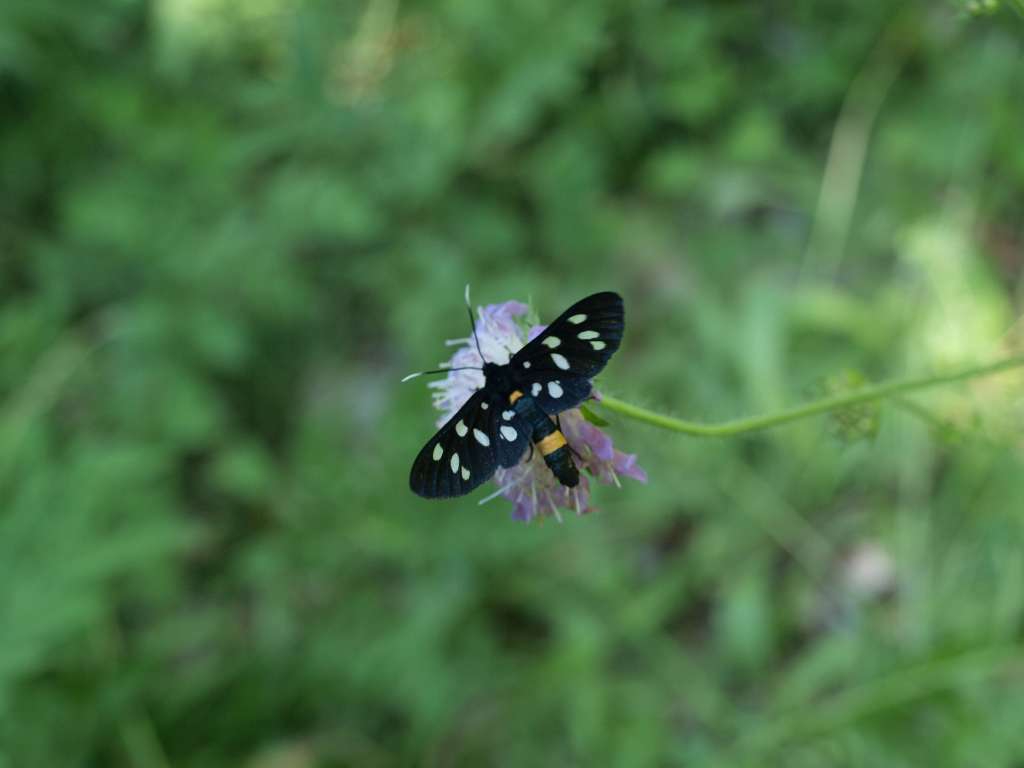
[{"x1": 526, "y1": 442, "x2": 535, "y2": 462}]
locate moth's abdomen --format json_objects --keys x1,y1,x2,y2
[
  {"x1": 542, "y1": 443, "x2": 579, "y2": 487},
  {"x1": 535, "y1": 430, "x2": 566, "y2": 456},
  {"x1": 535, "y1": 424, "x2": 579, "y2": 487},
  {"x1": 513, "y1": 396, "x2": 580, "y2": 489}
]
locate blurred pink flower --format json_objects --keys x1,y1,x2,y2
[{"x1": 428, "y1": 300, "x2": 646, "y2": 522}]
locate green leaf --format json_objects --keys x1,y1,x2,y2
[{"x1": 580, "y1": 403, "x2": 610, "y2": 427}]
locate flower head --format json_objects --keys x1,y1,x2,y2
[{"x1": 428, "y1": 299, "x2": 646, "y2": 522}]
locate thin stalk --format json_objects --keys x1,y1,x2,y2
[{"x1": 598, "y1": 355, "x2": 1024, "y2": 438}]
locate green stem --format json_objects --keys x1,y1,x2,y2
[{"x1": 598, "y1": 354, "x2": 1024, "y2": 437}]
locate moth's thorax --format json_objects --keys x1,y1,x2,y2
[{"x1": 482, "y1": 361, "x2": 513, "y2": 395}]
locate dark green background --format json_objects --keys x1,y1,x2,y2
[{"x1": 3, "y1": 1, "x2": 1024, "y2": 765}]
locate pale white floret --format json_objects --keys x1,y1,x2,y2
[
  {"x1": 500, "y1": 425, "x2": 518, "y2": 441},
  {"x1": 551, "y1": 353, "x2": 570, "y2": 370},
  {"x1": 477, "y1": 482, "x2": 514, "y2": 506},
  {"x1": 577, "y1": 330, "x2": 599, "y2": 340},
  {"x1": 455, "y1": 419, "x2": 468, "y2": 437},
  {"x1": 473, "y1": 428, "x2": 490, "y2": 447}
]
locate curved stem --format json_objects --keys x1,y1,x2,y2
[{"x1": 598, "y1": 355, "x2": 1024, "y2": 438}]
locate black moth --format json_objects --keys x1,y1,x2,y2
[{"x1": 410, "y1": 291, "x2": 624, "y2": 498}]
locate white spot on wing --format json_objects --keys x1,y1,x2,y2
[
  {"x1": 523, "y1": 361, "x2": 531, "y2": 369},
  {"x1": 481, "y1": 402, "x2": 489, "y2": 410},
  {"x1": 548, "y1": 381, "x2": 563, "y2": 398},
  {"x1": 455, "y1": 419, "x2": 468, "y2": 437},
  {"x1": 531, "y1": 382, "x2": 542, "y2": 396},
  {"x1": 568, "y1": 313, "x2": 587, "y2": 324},
  {"x1": 591, "y1": 340, "x2": 606, "y2": 351},
  {"x1": 542, "y1": 336, "x2": 560, "y2": 348},
  {"x1": 450, "y1": 452, "x2": 460, "y2": 473},
  {"x1": 461, "y1": 466, "x2": 470, "y2": 481},
  {"x1": 551, "y1": 353, "x2": 570, "y2": 370},
  {"x1": 432, "y1": 444, "x2": 443, "y2": 461},
  {"x1": 473, "y1": 428, "x2": 490, "y2": 447},
  {"x1": 577, "y1": 330, "x2": 599, "y2": 340},
  {"x1": 500, "y1": 425, "x2": 518, "y2": 441},
  {"x1": 502, "y1": 410, "x2": 514, "y2": 421}
]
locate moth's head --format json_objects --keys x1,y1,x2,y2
[{"x1": 482, "y1": 361, "x2": 501, "y2": 382}]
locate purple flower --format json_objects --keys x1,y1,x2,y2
[{"x1": 428, "y1": 299, "x2": 646, "y2": 522}]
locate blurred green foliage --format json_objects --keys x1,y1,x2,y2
[{"x1": 3, "y1": 0, "x2": 1024, "y2": 765}]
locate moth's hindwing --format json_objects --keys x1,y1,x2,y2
[
  {"x1": 493, "y1": 399, "x2": 530, "y2": 468},
  {"x1": 515, "y1": 376, "x2": 593, "y2": 417},
  {"x1": 509, "y1": 291, "x2": 624, "y2": 416},
  {"x1": 409, "y1": 391, "x2": 498, "y2": 498}
]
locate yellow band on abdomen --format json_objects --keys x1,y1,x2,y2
[
  {"x1": 508, "y1": 390, "x2": 523, "y2": 404},
  {"x1": 537, "y1": 430, "x2": 567, "y2": 456}
]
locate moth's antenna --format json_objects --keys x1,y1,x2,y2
[
  {"x1": 402, "y1": 286, "x2": 488, "y2": 382},
  {"x1": 401, "y1": 366, "x2": 481, "y2": 383},
  {"x1": 465, "y1": 284, "x2": 487, "y2": 363}
]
